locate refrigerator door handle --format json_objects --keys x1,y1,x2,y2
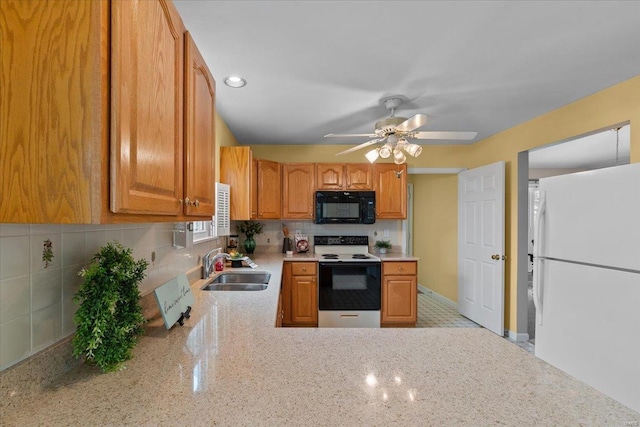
[{"x1": 533, "y1": 191, "x2": 546, "y2": 325}]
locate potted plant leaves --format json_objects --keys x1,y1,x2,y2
[
  {"x1": 374, "y1": 239, "x2": 392, "y2": 254},
  {"x1": 72, "y1": 242, "x2": 148, "y2": 372},
  {"x1": 236, "y1": 220, "x2": 264, "y2": 254}
]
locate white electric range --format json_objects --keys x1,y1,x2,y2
[{"x1": 314, "y1": 236, "x2": 381, "y2": 327}]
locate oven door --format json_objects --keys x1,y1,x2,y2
[{"x1": 318, "y1": 262, "x2": 381, "y2": 310}]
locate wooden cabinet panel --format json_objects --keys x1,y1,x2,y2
[
  {"x1": 291, "y1": 275, "x2": 318, "y2": 325},
  {"x1": 381, "y1": 260, "x2": 417, "y2": 325},
  {"x1": 383, "y1": 261, "x2": 417, "y2": 276},
  {"x1": 0, "y1": 0, "x2": 107, "y2": 223},
  {"x1": 316, "y1": 163, "x2": 344, "y2": 190},
  {"x1": 282, "y1": 163, "x2": 315, "y2": 219},
  {"x1": 257, "y1": 159, "x2": 281, "y2": 219},
  {"x1": 282, "y1": 262, "x2": 318, "y2": 327},
  {"x1": 110, "y1": 0, "x2": 185, "y2": 215},
  {"x1": 291, "y1": 262, "x2": 317, "y2": 275},
  {"x1": 382, "y1": 275, "x2": 417, "y2": 324},
  {"x1": 373, "y1": 163, "x2": 407, "y2": 219},
  {"x1": 316, "y1": 163, "x2": 371, "y2": 191},
  {"x1": 251, "y1": 158, "x2": 258, "y2": 219},
  {"x1": 220, "y1": 146, "x2": 254, "y2": 220},
  {"x1": 184, "y1": 32, "x2": 215, "y2": 216},
  {"x1": 345, "y1": 164, "x2": 372, "y2": 190}
]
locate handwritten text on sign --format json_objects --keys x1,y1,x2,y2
[{"x1": 153, "y1": 274, "x2": 195, "y2": 329}]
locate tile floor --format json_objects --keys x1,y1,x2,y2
[{"x1": 416, "y1": 288, "x2": 535, "y2": 354}]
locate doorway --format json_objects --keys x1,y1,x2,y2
[{"x1": 517, "y1": 124, "x2": 631, "y2": 345}]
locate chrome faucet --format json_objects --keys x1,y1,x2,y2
[{"x1": 202, "y1": 250, "x2": 231, "y2": 279}]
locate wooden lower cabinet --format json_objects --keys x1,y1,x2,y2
[
  {"x1": 381, "y1": 261, "x2": 417, "y2": 326},
  {"x1": 276, "y1": 293, "x2": 283, "y2": 327},
  {"x1": 282, "y1": 262, "x2": 317, "y2": 327}
]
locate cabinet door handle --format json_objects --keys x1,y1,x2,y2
[
  {"x1": 194, "y1": 199, "x2": 200, "y2": 207},
  {"x1": 184, "y1": 197, "x2": 191, "y2": 205}
]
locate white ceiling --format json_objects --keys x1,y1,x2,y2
[{"x1": 174, "y1": 1, "x2": 640, "y2": 166}]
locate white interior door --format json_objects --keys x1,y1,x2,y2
[{"x1": 458, "y1": 161, "x2": 505, "y2": 335}]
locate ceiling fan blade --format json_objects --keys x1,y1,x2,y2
[
  {"x1": 335, "y1": 138, "x2": 383, "y2": 155},
  {"x1": 412, "y1": 131, "x2": 478, "y2": 140},
  {"x1": 394, "y1": 114, "x2": 427, "y2": 132},
  {"x1": 324, "y1": 133, "x2": 377, "y2": 138}
]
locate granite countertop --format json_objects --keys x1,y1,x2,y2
[{"x1": 2, "y1": 253, "x2": 638, "y2": 426}]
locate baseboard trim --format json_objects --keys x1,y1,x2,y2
[
  {"x1": 507, "y1": 330, "x2": 530, "y2": 342},
  {"x1": 418, "y1": 285, "x2": 458, "y2": 309}
]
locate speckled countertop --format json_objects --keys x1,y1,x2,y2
[{"x1": 2, "y1": 254, "x2": 638, "y2": 426}]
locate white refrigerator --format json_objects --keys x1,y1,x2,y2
[{"x1": 533, "y1": 163, "x2": 640, "y2": 413}]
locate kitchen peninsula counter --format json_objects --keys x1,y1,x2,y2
[{"x1": 2, "y1": 253, "x2": 638, "y2": 426}]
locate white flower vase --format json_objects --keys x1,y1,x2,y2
[{"x1": 379, "y1": 248, "x2": 387, "y2": 254}]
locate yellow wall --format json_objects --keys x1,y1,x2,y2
[
  {"x1": 214, "y1": 112, "x2": 239, "y2": 181},
  {"x1": 221, "y1": 74, "x2": 640, "y2": 332},
  {"x1": 409, "y1": 174, "x2": 459, "y2": 301},
  {"x1": 467, "y1": 75, "x2": 640, "y2": 330}
]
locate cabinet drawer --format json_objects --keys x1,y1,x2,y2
[
  {"x1": 291, "y1": 262, "x2": 317, "y2": 275},
  {"x1": 383, "y1": 261, "x2": 417, "y2": 275}
]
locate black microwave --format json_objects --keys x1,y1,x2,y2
[{"x1": 315, "y1": 191, "x2": 376, "y2": 224}]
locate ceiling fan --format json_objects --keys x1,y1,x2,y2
[{"x1": 325, "y1": 97, "x2": 477, "y2": 164}]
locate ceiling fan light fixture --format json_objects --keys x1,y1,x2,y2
[
  {"x1": 365, "y1": 148, "x2": 380, "y2": 163},
  {"x1": 404, "y1": 142, "x2": 423, "y2": 157},
  {"x1": 387, "y1": 134, "x2": 399, "y2": 145},
  {"x1": 393, "y1": 148, "x2": 406, "y2": 165},
  {"x1": 379, "y1": 142, "x2": 393, "y2": 158}
]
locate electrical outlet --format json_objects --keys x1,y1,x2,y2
[
  {"x1": 151, "y1": 251, "x2": 156, "y2": 263},
  {"x1": 267, "y1": 238, "x2": 270, "y2": 244},
  {"x1": 383, "y1": 229, "x2": 390, "y2": 238}
]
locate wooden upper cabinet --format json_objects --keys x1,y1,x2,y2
[
  {"x1": 316, "y1": 163, "x2": 371, "y2": 191},
  {"x1": 256, "y1": 159, "x2": 281, "y2": 219},
  {"x1": 316, "y1": 163, "x2": 344, "y2": 190},
  {"x1": 220, "y1": 146, "x2": 254, "y2": 220},
  {"x1": 373, "y1": 163, "x2": 407, "y2": 219},
  {"x1": 282, "y1": 163, "x2": 315, "y2": 219},
  {"x1": 345, "y1": 164, "x2": 372, "y2": 190},
  {"x1": 0, "y1": 0, "x2": 107, "y2": 223},
  {"x1": 111, "y1": 0, "x2": 185, "y2": 215},
  {"x1": 251, "y1": 158, "x2": 258, "y2": 219},
  {"x1": 184, "y1": 32, "x2": 215, "y2": 216}
]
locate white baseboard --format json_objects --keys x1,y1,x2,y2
[
  {"x1": 418, "y1": 285, "x2": 457, "y2": 309},
  {"x1": 507, "y1": 330, "x2": 530, "y2": 342}
]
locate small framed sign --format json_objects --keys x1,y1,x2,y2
[{"x1": 154, "y1": 274, "x2": 195, "y2": 329}]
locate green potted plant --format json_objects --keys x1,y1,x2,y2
[
  {"x1": 236, "y1": 220, "x2": 264, "y2": 254},
  {"x1": 72, "y1": 242, "x2": 148, "y2": 372},
  {"x1": 374, "y1": 239, "x2": 392, "y2": 254}
]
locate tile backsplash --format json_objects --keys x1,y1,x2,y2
[
  {"x1": 0, "y1": 219, "x2": 404, "y2": 371},
  {"x1": 0, "y1": 223, "x2": 223, "y2": 371},
  {"x1": 233, "y1": 219, "x2": 404, "y2": 253}
]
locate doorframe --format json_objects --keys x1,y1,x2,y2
[
  {"x1": 403, "y1": 183, "x2": 414, "y2": 256},
  {"x1": 516, "y1": 151, "x2": 530, "y2": 341}
]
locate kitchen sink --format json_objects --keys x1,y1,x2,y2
[
  {"x1": 202, "y1": 283, "x2": 268, "y2": 291},
  {"x1": 200, "y1": 271, "x2": 271, "y2": 291},
  {"x1": 208, "y1": 272, "x2": 271, "y2": 284}
]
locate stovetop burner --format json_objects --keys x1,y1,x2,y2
[{"x1": 314, "y1": 235, "x2": 381, "y2": 263}]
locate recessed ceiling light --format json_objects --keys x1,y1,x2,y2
[{"x1": 224, "y1": 75, "x2": 247, "y2": 88}]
